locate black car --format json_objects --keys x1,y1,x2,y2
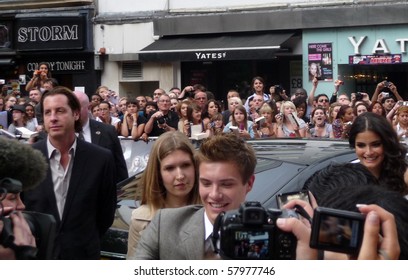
[
  {"x1": 101, "y1": 138, "x2": 357, "y2": 259},
  {"x1": 245, "y1": 138, "x2": 357, "y2": 208}
]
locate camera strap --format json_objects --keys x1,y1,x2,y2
[
  {"x1": 294, "y1": 205, "x2": 313, "y2": 225},
  {"x1": 211, "y1": 212, "x2": 225, "y2": 254}
]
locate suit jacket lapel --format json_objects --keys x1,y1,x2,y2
[
  {"x1": 181, "y1": 208, "x2": 205, "y2": 259},
  {"x1": 89, "y1": 119, "x2": 102, "y2": 145},
  {"x1": 37, "y1": 141, "x2": 61, "y2": 223}
]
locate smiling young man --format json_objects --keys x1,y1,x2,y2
[{"x1": 132, "y1": 133, "x2": 257, "y2": 259}]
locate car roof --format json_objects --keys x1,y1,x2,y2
[
  {"x1": 246, "y1": 138, "x2": 357, "y2": 208},
  {"x1": 247, "y1": 138, "x2": 354, "y2": 167}
]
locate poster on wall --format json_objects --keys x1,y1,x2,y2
[{"x1": 308, "y1": 43, "x2": 333, "y2": 81}]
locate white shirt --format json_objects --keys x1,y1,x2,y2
[{"x1": 47, "y1": 137, "x2": 77, "y2": 219}]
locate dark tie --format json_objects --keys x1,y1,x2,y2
[{"x1": 78, "y1": 131, "x2": 85, "y2": 141}]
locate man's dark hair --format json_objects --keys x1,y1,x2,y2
[
  {"x1": 319, "y1": 183, "x2": 408, "y2": 260},
  {"x1": 43, "y1": 78, "x2": 59, "y2": 87},
  {"x1": 195, "y1": 133, "x2": 256, "y2": 184},
  {"x1": 304, "y1": 163, "x2": 378, "y2": 204}
]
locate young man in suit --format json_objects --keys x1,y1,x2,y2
[
  {"x1": 74, "y1": 90, "x2": 128, "y2": 183},
  {"x1": 23, "y1": 86, "x2": 117, "y2": 259},
  {"x1": 132, "y1": 133, "x2": 256, "y2": 259}
]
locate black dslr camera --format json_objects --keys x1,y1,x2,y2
[
  {"x1": 157, "y1": 116, "x2": 166, "y2": 125},
  {"x1": 355, "y1": 92, "x2": 364, "y2": 101},
  {"x1": 0, "y1": 177, "x2": 56, "y2": 259},
  {"x1": 213, "y1": 201, "x2": 298, "y2": 260}
]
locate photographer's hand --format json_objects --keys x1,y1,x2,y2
[
  {"x1": 277, "y1": 199, "x2": 318, "y2": 260},
  {"x1": 356, "y1": 204, "x2": 400, "y2": 260},
  {"x1": 10, "y1": 211, "x2": 36, "y2": 247},
  {"x1": 0, "y1": 219, "x2": 17, "y2": 259}
]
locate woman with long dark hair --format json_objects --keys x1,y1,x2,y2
[
  {"x1": 25, "y1": 62, "x2": 52, "y2": 92},
  {"x1": 349, "y1": 112, "x2": 408, "y2": 195}
]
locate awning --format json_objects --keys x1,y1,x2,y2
[
  {"x1": 138, "y1": 32, "x2": 293, "y2": 62},
  {"x1": 0, "y1": 58, "x2": 15, "y2": 65}
]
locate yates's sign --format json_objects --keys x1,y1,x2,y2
[
  {"x1": 348, "y1": 36, "x2": 408, "y2": 54},
  {"x1": 15, "y1": 17, "x2": 85, "y2": 51}
]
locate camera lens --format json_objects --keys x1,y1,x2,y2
[{"x1": 157, "y1": 116, "x2": 165, "y2": 125}]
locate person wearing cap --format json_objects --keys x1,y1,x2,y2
[{"x1": 7, "y1": 104, "x2": 36, "y2": 136}]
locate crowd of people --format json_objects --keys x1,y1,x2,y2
[
  {"x1": 1, "y1": 63, "x2": 408, "y2": 261},
  {"x1": 2, "y1": 64, "x2": 407, "y2": 143}
]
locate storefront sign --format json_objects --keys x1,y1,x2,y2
[
  {"x1": 27, "y1": 60, "x2": 86, "y2": 72},
  {"x1": 195, "y1": 52, "x2": 227, "y2": 60},
  {"x1": 15, "y1": 17, "x2": 85, "y2": 51},
  {"x1": 24, "y1": 55, "x2": 91, "y2": 74},
  {"x1": 308, "y1": 43, "x2": 333, "y2": 81},
  {"x1": 348, "y1": 36, "x2": 408, "y2": 54},
  {"x1": 349, "y1": 54, "x2": 402, "y2": 65}
]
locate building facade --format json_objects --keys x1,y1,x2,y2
[
  {"x1": 0, "y1": 0, "x2": 99, "y2": 95},
  {"x1": 94, "y1": 0, "x2": 408, "y2": 102}
]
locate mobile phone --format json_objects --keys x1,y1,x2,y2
[
  {"x1": 276, "y1": 190, "x2": 311, "y2": 209},
  {"x1": 398, "y1": 101, "x2": 408, "y2": 106},
  {"x1": 229, "y1": 126, "x2": 239, "y2": 136},
  {"x1": 310, "y1": 207, "x2": 365, "y2": 255},
  {"x1": 384, "y1": 81, "x2": 390, "y2": 87},
  {"x1": 287, "y1": 113, "x2": 300, "y2": 127}
]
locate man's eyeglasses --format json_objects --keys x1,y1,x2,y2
[
  {"x1": 318, "y1": 99, "x2": 329, "y2": 103},
  {"x1": 159, "y1": 100, "x2": 170, "y2": 103}
]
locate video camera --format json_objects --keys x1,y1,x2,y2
[
  {"x1": 212, "y1": 201, "x2": 298, "y2": 260},
  {"x1": 0, "y1": 177, "x2": 56, "y2": 259}
]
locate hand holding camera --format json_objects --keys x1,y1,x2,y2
[{"x1": 356, "y1": 204, "x2": 399, "y2": 260}]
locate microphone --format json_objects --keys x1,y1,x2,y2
[{"x1": 0, "y1": 137, "x2": 47, "y2": 191}]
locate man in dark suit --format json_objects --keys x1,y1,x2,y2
[
  {"x1": 74, "y1": 90, "x2": 128, "y2": 183},
  {"x1": 23, "y1": 87, "x2": 117, "y2": 259}
]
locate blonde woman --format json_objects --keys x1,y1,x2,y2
[
  {"x1": 256, "y1": 103, "x2": 277, "y2": 138},
  {"x1": 275, "y1": 101, "x2": 307, "y2": 138}
]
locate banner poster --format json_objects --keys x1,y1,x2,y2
[
  {"x1": 308, "y1": 43, "x2": 333, "y2": 81},
  {"x1": 349, "y1": 54, "x2": 402, "y2": 65}
]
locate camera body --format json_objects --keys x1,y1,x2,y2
[
  {"x1": 274, "y1": 85, "x2": 285, "y2": 95},
  {"x1": 276, "y1": 190, "x2": 311, "y2": 209},
  {"x1": 0, "y1": 177, "x2": 56, "y2": 259},
  {"x1": 310, "y1": 207, "x2": 365, "y2": 255},
  {"x1": 157, "y1": 116, "x2": 167, "y2": 125},
  {"x1": 355, "y1": 92, "x2": 364, "y2": 101},
  {"x1": 217, "y1": 201, "x2": 297, "y2": 260},
  {"x1": 0, "y1": 211, "x2": 56, "y2": 259}
]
